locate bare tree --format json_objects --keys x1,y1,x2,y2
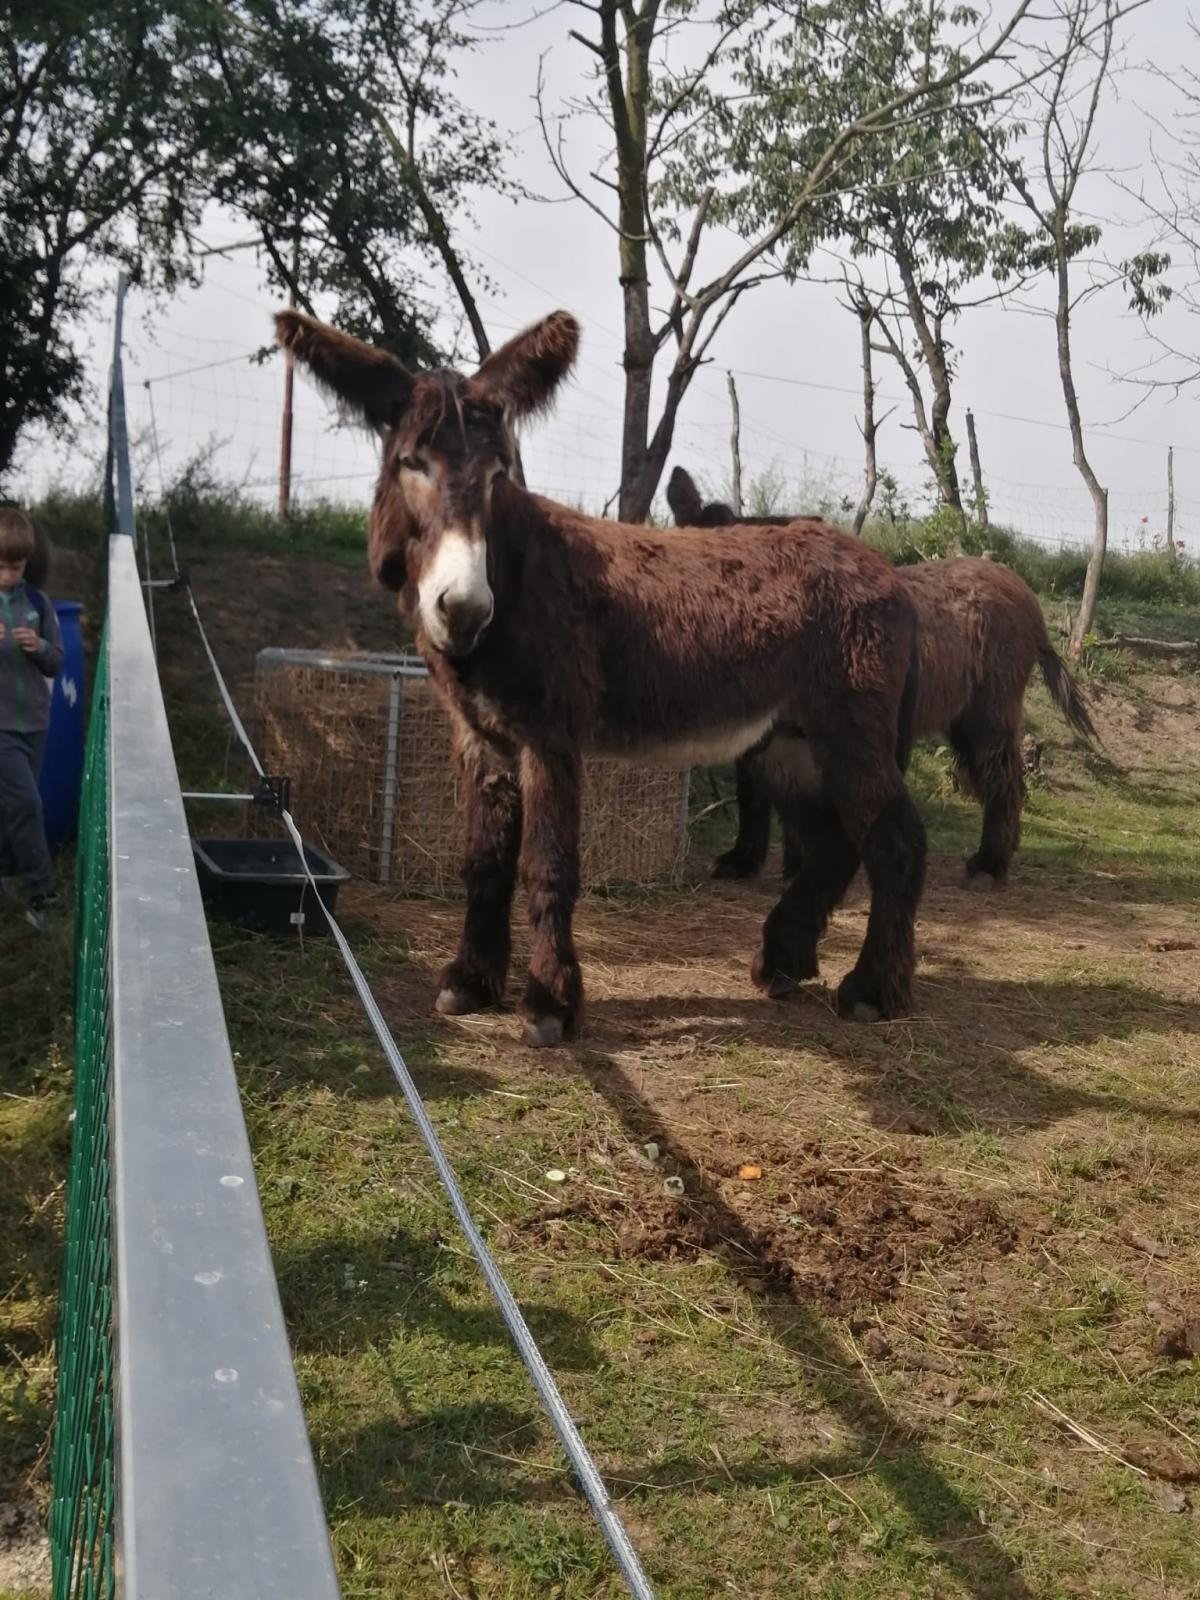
[
  {"x1": 865, "y1": 277, "x2": 966, "y2": 524},
  {"x1": 726, "y1": 372, "x2": 742, "y2": 515},
  {"x1": 540, "y1": 0, "x2": 1036, "y2": 521},
  {"x1": 965, "y1": 409, "x2": 988, "y2": 532},
  {"x1": 1166, "y1": 444, "x2": 1179, "y2": 573},
  {"x1": 988, "y1": 0, "x2": 1167, "y2": 655},
  {"x1": 844, "y1": 282, "x2": 893, "y2": 536}
]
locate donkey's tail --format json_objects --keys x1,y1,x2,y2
[
  {"x1": 896, "y1": 631, "x2": 920, "y2": 773},
  {"x1": 1039, "y1": 647, "x2": 1097, "y2": 743}
]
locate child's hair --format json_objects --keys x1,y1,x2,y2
[
  {"x1": 0, "y1": 505, "x2": 50, "y2": 586},
  {"x1": 0, "y1": 506, "x2": 36, "y2": 565}
]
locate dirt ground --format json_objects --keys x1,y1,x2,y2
[{"x1": 357, "y1": 835, "x2": 1200, "y2": 1321}]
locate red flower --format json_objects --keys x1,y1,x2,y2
[{"x1": 1142, "y1": 515, "x2": 1149, "y2": 522}]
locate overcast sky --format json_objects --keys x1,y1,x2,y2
[{"x1": 15, "y1": 0, "x2": 1200, "y2": 554}]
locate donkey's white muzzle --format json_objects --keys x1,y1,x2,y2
[{"x1": 419, "y1": 530, "x2": 494, "y2": 656}]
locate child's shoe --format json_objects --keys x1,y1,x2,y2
[{"x1": 24, "y1": 891, "x2": 59, "y2": 932}]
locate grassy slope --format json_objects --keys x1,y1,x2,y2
[{"x1": 3, "y1": 498, "x2": 1199, "y2": 1599}]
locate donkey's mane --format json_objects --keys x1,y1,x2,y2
[{"x1": 407, "y1": 371, "x2": 471, "y2": 443}]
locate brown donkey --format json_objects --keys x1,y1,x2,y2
[
  {"x1": 667, "y1": 466, "x2": 1096, "y2": 890},
  {"x1": 276, "y1": 311, "x2": 928, "y2": 1042}
]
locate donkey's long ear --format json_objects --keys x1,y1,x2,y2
[
  {"x1": 469, "y1": 311, "x2": 579, "y2": 421},
  {"x1": 276, "y1": 310, "x2": 414, "y2": 433},
  {"x1": 665, "y1": 466, "x2": 704, "y2": 526}
]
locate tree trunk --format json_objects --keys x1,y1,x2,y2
[
  {"x1": 1055, "y1": 244, "x2": 1108, "y2": 657},
  {"x1": 727, "y1": 371, "x2": 742, "y2": 514},
  {"x1": 596, "y1": 0, "x2": 661, "y2": 522},
  {"x1": 965, "y1": 409, "x2": 987, "y2": 532},
  {"x1": 852, "y1": 297, "x2": 878, "y2": 536},
  {"x1": 619, "y1": 274, "x2": 656, "y2": 520},
  {"x1": 1166, "y1": 445, "x2": 1179, "y2": 573},
  {"x1": 279, "y1": 245, "x2": 298, "y2": 518},
  {"x1": 891, "y1": 228, "x2": 964, "y2": 519},
  {"x1": 622, "y1": 357, "x2": 692, "y2": 522},
  {"x1": 279, "y1": 343, "x2": 294, "y2": 517}
]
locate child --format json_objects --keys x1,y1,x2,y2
[{"x1": 0, "y1": 506, "x2": 64, "y2": 930}]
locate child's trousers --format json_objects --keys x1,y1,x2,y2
[{"x1": 0, "y1": 729, "x2": 54, "y2": 898}]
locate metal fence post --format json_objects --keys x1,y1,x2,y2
[
  {"x1": 379, "y1": 672, "x2": 403, "y2": 886},
  {"x1": 108, "y1": 274, "x2": 136, "y2": 546},
  {"x1": 674, "y1": 770, "x2": 691, "y2": 886}
]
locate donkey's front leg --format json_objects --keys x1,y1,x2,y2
[
  {"x1": 518, "y1": 743, "x2": 584, "y2": 1048},
  {"x1": 436, "y1": 732, "x2": 522, "y2": 1018}
]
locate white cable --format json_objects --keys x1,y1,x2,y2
[{"x1": 276, "y1": 805, "x2": 657, "y2": 1600}]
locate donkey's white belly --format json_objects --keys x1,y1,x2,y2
[
  {"x1": 592, "y1": 713, "x2": 777, "y2": 769},
  {"x1": 590, "y1": 719, "x2": 823, "y2": 797}
]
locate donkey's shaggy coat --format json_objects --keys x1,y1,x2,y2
[
  {"x1": 277, "y1": 312, "x2": 928, "y2": 1043},
  {"x1": 667, "y1": 466, "x2": 1096, "y2": 888}
]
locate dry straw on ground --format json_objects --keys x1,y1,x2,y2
[{"x1": 252, "y1": 652, "x2": 690, "y2": 894}]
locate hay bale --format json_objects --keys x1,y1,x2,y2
[{"x1": 252, "y1": 652, "x2": 689, "y2": 894}]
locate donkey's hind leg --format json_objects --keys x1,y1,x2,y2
[
  {"x1": 834, "y1": 787, "x2": 927, "y2": 1022},
  {"x1": 750, "y1": 803, "x2": 860, "y2": 997},
  {"x1": 712, "y1": 757, "x2": 773, "y2": 879},
  {"x1": 437, "y1": 733, "x2": 522, "y2": 1017},
  {"x1": 780, "y1": 815, "x2": 808, "y2": 888},
  {"x1": 951, "y1": 714, "x2": 1025, "y2": 890},
  {"x1": 517, "y1": 743, "x2": 584, "y2": 1048}
]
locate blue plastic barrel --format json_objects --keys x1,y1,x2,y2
[{"x1": 38, "y1": 600, "x2": 85, "y2": 852}]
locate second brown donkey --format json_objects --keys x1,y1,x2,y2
[{"x1": 667, "y1": 465, "x2": 1097, "y2": 889}]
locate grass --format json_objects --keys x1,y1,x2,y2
[
  {"x1": 3, "y1": 496, "x2": 1200, "y2": 1598},
  {"x1": 0, "y1": 858, "x2": 75, "y2": 1527}
]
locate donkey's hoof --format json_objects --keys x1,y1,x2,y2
[
  {"x1": 436, "y1": 987, "x2": 477, "y2": 1016},
  {"x1": 964, "y1": 853, "x2": 1006, "y2": 892},
  {"x1": 522, "y1": 1014, "x2": 566, "y2": 1049},
  {"x1": 713, "y1": 853, "x2": 759, "y2": 880},
  {"x1": 837, "y1": 970, "x2": 906, "y2": 1023},
  {"x1": 436, "y1": 959, "x2": 503, "y2": 1016},
  {"x1": 751, "y1": 945, "x2": 814, "y2": 996}
]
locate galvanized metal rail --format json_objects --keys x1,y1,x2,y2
[{"x1": 107, "y1": 535, "x2": 341, "y2": 1600}]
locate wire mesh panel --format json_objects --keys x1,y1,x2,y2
[
  {"x1": 50, "y1": 627, "x2": 114, "y2": 1600},
  {"x1": 252, "y1": 649, "x2": 691, "y2": 894}
]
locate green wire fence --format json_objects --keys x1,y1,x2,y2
[{"x1": 49, "y1": 627, "x2": 114, "y2": 1600}]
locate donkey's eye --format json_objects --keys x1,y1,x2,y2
[{"x1": 400, "y1": 455, "x2": 428, "y2": 476}]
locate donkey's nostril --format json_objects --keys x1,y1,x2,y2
[
  {"x1": 436, "y1": 590, "x2": 449, "y2": 616},
  {"x1": 375, "y1": 548, "x2": 407, "y2": 592}
]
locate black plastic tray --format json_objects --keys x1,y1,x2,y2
[{"x1": 192, "y1": 837, "x2": 350, "y2": 936}]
